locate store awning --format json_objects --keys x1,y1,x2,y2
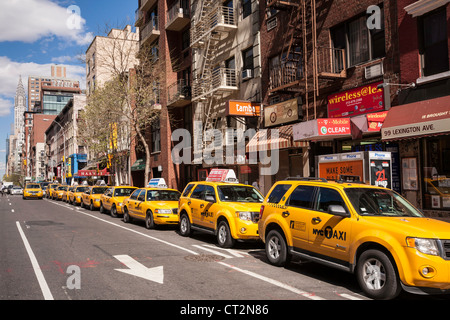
[
  {"x1": 131, "y1": 159, "x2": 145, "y2": 171},
  {"x1": 246, "y1": 125, "x2": 308, "y2": 153},
  {"x1": 381, "y1": 95, "x2": 450, "y2": 141}
]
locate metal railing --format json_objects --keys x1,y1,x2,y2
[
  {"x1": 316, "y1": 47, "x2": 346, "y2": 77},
  {"x1": 192, "y1": 68, "x2": 237, "y2": 99},
  {"x1": 191, "y1": 6, "x2": 236, "y2": 46},
  {"x1": 166, "y1": 0, "x2": 190, "y2": 25},
  {"x1": 167, "y1": 80, "x2": 192, "y2": 105},
  {"x1": 140, "y1": 16, "x2": 159, "y2": 42},
  {"x1": 269, "y1": 62, "x2": 304, "y2": 91}
]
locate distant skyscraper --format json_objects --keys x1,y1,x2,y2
[{"x1": 14, "y1": 75, "x2": 26, "y2": 145}]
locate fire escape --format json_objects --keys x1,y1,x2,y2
[
  {"x1": 190, "y1": 0, "x2": 238, "y2": 138},
  {"x1": 267, "y1": 0, "x2": 346, "y2": 120}
]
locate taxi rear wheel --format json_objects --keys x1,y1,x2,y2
[
  {"x1": 111, "y1": 205, "x2": 118, "y2": 218},
  {"x1": 266, "y1": 229, "x2": 290, "y2": 267},
  {"x1": 123, "y1": 207, "x2": 131, "y2": 223},
  {"x1": 217, "y1": 220, "x2": 235, "y2": 248},
  {"x1": 179, "y1": 213, "x2": 191, "y2": 237}
]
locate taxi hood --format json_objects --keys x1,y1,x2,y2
[
  {"x1": 365, "y1": 216, "x2": 450, "y2": 239},
  {"x1": 151, "y1": 201, "x2": 178, "y2": 208},
  {"x1": 222, "y1": 202, "x2": 263, "y2": 212}
]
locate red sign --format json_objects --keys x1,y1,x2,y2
[
  {"x1": 367, "y1": 111, "x2": 388, "y2": 132},
  {"x1": 327, "y1": 82, "x2": 384, "y2": 118},
  {"x1": 317, "y1": 118, "x2": 351, "y2": 136},
  {"x1": 78, "y1": 168, "x2": 111, "y2": 177}
]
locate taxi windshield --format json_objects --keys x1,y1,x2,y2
[
  {"x1": 217, "y1": 185, "x2": 264, "y2": 203},
  {"x1": 92, "y1": 187, "x2": 107, "y2": 194},
  {"x1": 146, "y1": 190, "x2": 181, "y2": 201},
  {"x1": 114, "y1": 188, "x2": 136, "y2": 197},
  {"x1": 57, "y1": 186, "x2": 67, "y2": 190},
  {"x1": 76, "y1": 187, "x2": 89, "y2": 193},
  {"x1": 345, "y1": 188, "x2": 424, "y2": 217},
  {"x1": 27, "y1": 184, "x2": 41, "y2": 189}
]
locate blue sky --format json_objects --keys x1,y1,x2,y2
[{"x1": 0, "y1": 0, "x2": 138, "y2": 178}]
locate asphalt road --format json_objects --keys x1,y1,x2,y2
[{"x1": 1, "y1": 194, "x2": 449, "y2": 306}]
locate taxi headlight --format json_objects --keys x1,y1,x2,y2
[
  {"x1": 237, "y1": 211, "x2": 252, "y2": 221},
  {"x1": 155, "y1": 209, "x2": 172, "y2": 214},
  {"x1": 95, "y1": 199, "x2": 100, "y2": 202},
  {"x1": 117, "y1": 202, "x2": 123, "y2": 207},
  {"x1": 406, "y1": 237, "x2": 440, "y2": 256}
]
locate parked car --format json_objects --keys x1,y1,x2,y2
[
  {"x1": 10, "y1": 186, "x2": 23, "y2": 195},
  {"x1": 23, "y1": 183, "x2": 43, "y2": 199},
  {"x1": 100, "y1": 185, "x2": 138, "y2": 217}
]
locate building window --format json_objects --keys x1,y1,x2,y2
[
  {"x1": 242, "y1": 47, "x2": 254, "y2": 71},
  {"x1": 151, "y1": 120, "x2": 161, "y2": 153},
  {"x1": 419, "y1": 7, "x2": 449, "y2": 77},
  {"x1": 331, "y1": 9, "x2": 385, "y2": 67},
  {"x1": 242, "y1": 0, "x2": 251, "y2": 19},
  {"x1": 422, "y1": 136, "x2": 450, "y2": 210}
]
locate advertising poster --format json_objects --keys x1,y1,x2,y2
[{"x1": 370, "y1": 159, "x2": 392, "y2": 189}]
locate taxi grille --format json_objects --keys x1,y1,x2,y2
[{"x1": 442, "y1": 240, "x2": 450, "y2": 260}]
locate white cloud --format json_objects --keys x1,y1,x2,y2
[
  {"x1": 0, "y1": 56, "x2": 86, "y2": 117},
  {"x1": 0, "y1": 0, "x2": 93, "y2": 45}
]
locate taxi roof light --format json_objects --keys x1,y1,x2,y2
[
  {"x1": 206, "y1": 169, "x2": 239, "y2": 184},
  {"x1": 148, "y1": 178, "x2": 168, "y2": 188}
]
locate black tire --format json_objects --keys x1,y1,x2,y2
[
  {"x1": 89, "y1": 201, "x2": 94, "y2": 211},
  {"x1": 123, "y1": 207, "x2": 131, "y2": 223},
  {"x1": 145, "y1": 210, "x2": 155, "y2": 229},
  {"x1": 99, "y1": 203, "x2": 105, "y2": 214},
  {"x1": 356, "y1": 249, "x2": 401, "y2": 300},
  {"x1": 110, "y1": 205, "x2": 118, "y2": 218},
  {"x1": 265, "y1": 229, "x2": 290, "y2": 267},
  {"x1": 217, "y1": 220, "x2": 235, "y2": 248},
  {"x1": 179, "y1": 213, "x2": 191, "y2": 237}
]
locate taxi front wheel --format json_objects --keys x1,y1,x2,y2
[
  {"x1": 356, "y1": 249, "x2": 401, "y2": 300},
  {"x1": 217, "y1": 221, "x2": 235, "y2": 248},
  {"x1": 145, "y1": 211, "x2": 155, "y2": 229}
]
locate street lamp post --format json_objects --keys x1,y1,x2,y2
[{"x1": 44, "y1": 119, "x2": 66, "y2": 184}]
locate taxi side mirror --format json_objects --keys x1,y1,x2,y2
[
  {"x1": 328, "y1": 205, "x2": 349, "y2": 217},
  {"x1": 205, "y1": 195, "x2": 216, "y2": 203}
]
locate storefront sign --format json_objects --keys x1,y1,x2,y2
[
  {"x1": 367, "y1": 111, "x2": 388, "y2": 132},
  {"x1": 327, "y1": 82, "x2": 384, "y2": 118},
  {"x1": 227, "y1": 100, "x2": 261, "y2": 117},
  {"x1": 264, "y1": 98, "x2": 299, "y2": 127},
  {"x1": 318, "y1": 118, "x2": 351, "y2": 136},
  {"x1": 318, "y1": 160, "x2": 364, "y2": 181}
]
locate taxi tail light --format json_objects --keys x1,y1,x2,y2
[{"x1": 259, "y1": 205, "x2": 265, "y2": 220}]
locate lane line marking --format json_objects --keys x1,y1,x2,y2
[
  {"x1": 16, "y1": 221, "x2": 54, "y2": 300},
  {"x1": 192, "y1": 245, "x2": 234, "y2": 259},
  {"x1": 44, "y1": 199, "x2": 199, "y2": 256},
  {"x1": 217, "y1": 261, "x2": 325, "y2": 300}
]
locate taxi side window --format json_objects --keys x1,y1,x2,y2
[
  {"x1": 203, "y1": 185, "x2": 216, "y2": 202},
  {"x1": 182, "y1": 183, "x2": 195, "y2": 197},
  {"x1": 130, "y1": 189, "x2": 141, "y2": 200},
  {"x1": 267, "y1": 184, "x2": 291, "y2": 204},
  {"x1": 190, "y1": 184, "x2": 205, "y2": 199},
  {"x1": 316, "y1": 187, "x2": 347, "y2": 213},
  {"x1": 138, "y1": 190, "x2": 146, "y2": 201},
  {"x1": 287, "y1": 186, "x2": 315, "y2": 209}
]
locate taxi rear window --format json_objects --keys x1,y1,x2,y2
[
  {"x1": 182, "y1": 183, "x2": 195, "y2": 197},
  {"x1": 267, "y1": 184, "x2": 291, "y2": 204}
]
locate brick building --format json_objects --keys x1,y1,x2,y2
[
  {"x1": 381, "y1": 0, "x2": 450, "y2": 216},
  {"x1": 255, "y1": 0, "x2": 401, "y2": 194}
]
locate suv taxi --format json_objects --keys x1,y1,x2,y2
[
  {"x1": 123, "y1": 179, "x2": 181, "y2": 229},
  {"x1": 100, "y1": 186, "x2": 137, "y2": 217},
  {"x1": 54, "y1": 185, "x2": 68, "y2": 201},
  {"x1": 258, "y1": 177, "x2": 450, "y2": 300},
  {"x1": 23, "y1": 183, "x2": 44, "y2": 200},
  {"x1": 47, "y1": 183, "x2": 60, "y2": 199},
  {"x1": 81, "y1": 186, "x2": 108, "y2": 210},
  {"x1": 178, "y1": 169, "x2": 264, "y2": 248}
]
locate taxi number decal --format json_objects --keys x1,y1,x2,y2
[
  {"x1": 290, "y1": 221, "x2": 306, "y2": 232},
  {"x1": 201, "y1": 211, "x2": 213, "y2": 218},
  {"x1": 312, "y1": 226, "x2": 346, "y2": 241}
]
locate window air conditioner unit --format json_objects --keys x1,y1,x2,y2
[
  {"x1": 242, "y1": 69, "x2": 253, "y2": 81},
  {"x1": 364, "y1": 62, "x2": 383, "y2": 80}
]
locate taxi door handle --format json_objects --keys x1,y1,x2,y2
[
  {"x1": 188, "y1": 201, "x2": 191, "y2": 205},
  {"x1": 200, "y1": 204, "x2": 205, "y2": 208},
  {"x1": 282, "y1": 211, "x2": 290, "y2": 217},
  {"x1": 312, "y1": 217, "x2": 322, "y2": 223}
]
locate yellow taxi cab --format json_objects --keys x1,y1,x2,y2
[
  {"x1": 178, "y1": 169, "x2": 264, "y2": 248},
  {"x1": 258, "y1": 177, "x2": 450, "y2": 300},
  {"x1": 47, "y1": 183, "x2": 60, "y2": 199},
  {"x1": 81, "y1": 186, "x2": 108, "y2": 211},
  {"x1": 69, "y1": 185, "x2": 91, "y2": 205},
  {"x1": 65, "y1": 186, "x2": 75, "y2": 202},
  {"x1": 123, "y1": 179, "x2": 181, "y2": 229},
  {"x1": 23, "y1": 183, "x2": 44, "y2": 200},
  {"x1": 55, "y1": 185, "x2": 68, "y2": 201},
  {"x1": 100, "y1": 185, "x2": 137, "y2": 217}
]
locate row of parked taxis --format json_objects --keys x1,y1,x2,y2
[{"x1": 32, "y1": 168, "x2": 450, "y2": 300}]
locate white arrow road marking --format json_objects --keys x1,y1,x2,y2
[{"x1": 114, "y1": 255, "x2": 164, "y2": 284}]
